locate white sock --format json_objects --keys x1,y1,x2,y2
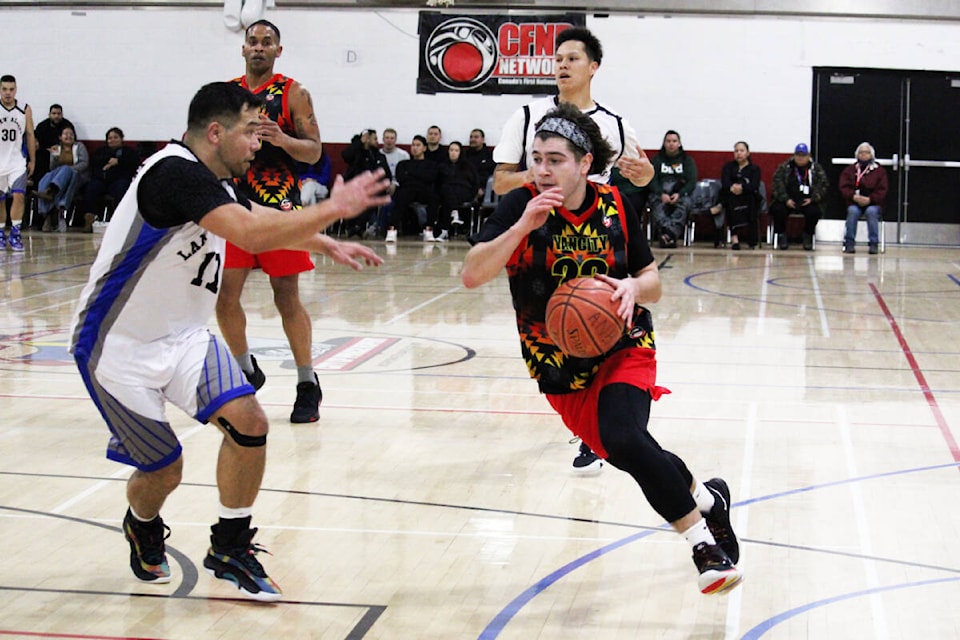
[
  {"x1": 223, "y1": 0, "x2": 243, "y2": 31},
  {"x1": 129, "y1": 506, "x2": 155, "y2": 523},
  {"x1": 219, "y1": 504, "x2": 253, "y2": 520},
  {"x1": 692, "y1": 480, "x2": 716, "y2": 515},
  {"x1": 239, "y1": 0, "x2": 265, "y2": 28},
  {"x1": 681, "y1": 519, "x2": 716, "y2": 549},
  {"x1": 236, "y1": 351, "x2": 254, "y2": 374}
]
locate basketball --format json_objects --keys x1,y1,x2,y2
[{"x1": 545, "y1": 277, "x2": 625, "y2": 358}]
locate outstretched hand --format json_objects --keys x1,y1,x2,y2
[
  {"x1": 617, "y1": 145, "x2": 654, "y2": 186},
  {"x1": 321, "y1": 237, "x2": 384, "y2": 271},
  {"x1": 329, "y1": 170, "x2": 392, "y2": 219}
]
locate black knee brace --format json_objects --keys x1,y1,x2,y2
[{"x1": 218, "y1": 417, "x2": 266, "y2": 447}]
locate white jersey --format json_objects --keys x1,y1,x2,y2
[
  {"x1": 0, "y1": 100, "x2": 28, "y2": 175},
  {"x1": 70, "y1": 142, "x2": 241, "y2": 379},
  {"x1": 493, "y1": 96, "x2": 640, "y2": 184}
]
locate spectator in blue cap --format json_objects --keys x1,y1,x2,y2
[{"x1": 769, "y1": 143, "x2": 828, "y2": 250}]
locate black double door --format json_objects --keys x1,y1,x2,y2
[{"x1": 813, "y1": 67, "x2": 960, "y2": 244}]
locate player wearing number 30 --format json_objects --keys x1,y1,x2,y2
[{"x1": 69, "y1": 82, "x2": 390, "y2": 601}]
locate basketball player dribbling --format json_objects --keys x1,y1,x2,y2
[
  {"x1": 462, "y1": 103, "x2": 743, "y2": 595},
  {"x1": 492, "y1": 26, "x2": 652, "y2": 473}
]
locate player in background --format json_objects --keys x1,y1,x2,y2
[
  {"x1": 217, "y1": 19, "x2": 326, "y2": 423},
  {"x1": 0, "y1": 74, "x2": 36, "y2": 251}
]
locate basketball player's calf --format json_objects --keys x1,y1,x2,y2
[{"x1": 202, "y1": 411, "x2": 282, "y2": 601}]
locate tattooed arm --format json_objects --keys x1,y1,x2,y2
[{"x1": 256, "y1": 79, "x2": 323, "y2": 164}]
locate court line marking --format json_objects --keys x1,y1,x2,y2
[
  {"x1": 739, "y1": 576, "x2": 960, "y2": 639},
  {"x1": 724, "y1": 401, "x2": 756, "y2": 640},
  {"x1": 839, "y1": 404, "x2": 887, "y2": 640},
  {"x1": 806, "y1": 255, "x2": 830, "y2": 337},
  {"x1": 869, "y1": 282, "x2": 960, "y2": 463},
  {"x1": 478, "y1": 459, "x2": 960, "y2": 639}
]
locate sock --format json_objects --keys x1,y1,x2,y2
[
  {"x1": 240, "y1": 0, "x2": 265, "y2": 28},
  {"x1": 223, "y1": 0, "x2": 243, "y2": 30},
  {"x1": 681, "y1": 519, "x2": 716, "y2": 549},
  {"x1": 297, "y1": 366, "x2": 315, "y2": 384},
  {"x1": 216, "y1": 504, "x2": 253, "y2": 546},
  {"x1": 129, "y1": 506, "x2": 158, "y2": 524},
  {"x1": 692, "y1": 480, "x2": 716, "y2": 515},
  {"x1": 236, "y1": 351, "x2": 254, "y2": 374}
]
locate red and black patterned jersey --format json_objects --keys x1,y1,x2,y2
[
  {"x1": 231, "y1": 74, "x2": 300, "y2": 209},
  {"x1": 475, "y1": 182, "x2": 656, "y2": 395}
]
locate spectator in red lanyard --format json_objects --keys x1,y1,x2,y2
[
  {"x1": 770, "y1": 143, "x2": 828, "y2": 250},
  {"x1": 838, "y1": 142, "x2": 888, "y2": 254}
]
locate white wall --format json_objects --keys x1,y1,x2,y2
[{"x1": 4, "y1": 8, "x2": 958, "y2": 152}]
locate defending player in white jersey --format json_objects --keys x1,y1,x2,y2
[{"x1": 69, "y1": 82, "x2": 389, "y2": 601}]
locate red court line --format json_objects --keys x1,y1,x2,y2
[
  {"x1": 870, "y1": 283, "x2": 960, "y2": 463},
  {"x1": 0, "y1": 632, "x2": 161, "y2": 639}
]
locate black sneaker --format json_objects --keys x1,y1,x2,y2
[
  {"x1": 692, "y1": 542, "x2": 742, "y2": 595},
  {"x1": 290, "y1": 373, "x2": 322, "y2": 423},
  {"x1": 704, "y1": 477, "x2": 740, "y2": 564},
  {"x1": 243, "y1": 355, "x2": 266, "y2": 391},
  {"x1": 572, "y1": 441, "x2": 604, "y2": 476},
  {"x1": 203, "y1": 526, "x2": 282, "y2": 602},
  {"x1": 123, "y1": 509, "x2": 172, "y2": 583}
]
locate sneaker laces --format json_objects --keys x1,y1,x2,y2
[
  {"x1": 135, "y1": 520, "x2": 171, "y2": 564},
  {"x1": 219, "y1": 529, "x2": 273, "y2": 578}
]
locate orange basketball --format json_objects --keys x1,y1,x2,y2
[{"x1": 545, "y1": 277, "x2": 625, "y2": 358}]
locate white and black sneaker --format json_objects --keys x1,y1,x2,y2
[
  {"x1": 572, "y1": 441, "x2": 603, "y2": 476},
  {"x1": 692, "y1": 541, "x2": 742, "y2": 595},
  {"x1": 704, "y1": 477, "x2": 740, "y2": 565}
]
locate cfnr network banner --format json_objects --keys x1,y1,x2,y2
[{"x1": 417, "y1": 12, "x2": 586, "y2": 95}]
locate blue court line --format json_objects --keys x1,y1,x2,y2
[
  {"x1": 479, "y1": 460, "x2": 960, "y2": 639},
  {"x1": 949, "y1": 273, "x2": 960, "y2": 287},
  {"x1": 682, "y1": 267, "x2": 952, "y2": 324},
  {"x1": 477, "y1": 529, "x2": 661, "y2": 640},
  {"x1": 740, "y1": 576, "x2": 960, "y2": 639}
]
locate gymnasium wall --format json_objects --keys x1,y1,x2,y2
[{"x1": 4, "y1": 8, "x2": 959, "y2": 158}]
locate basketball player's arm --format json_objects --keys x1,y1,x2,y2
[
  {"x1": 295, "y1": 234, "x2": 383, "y2": 271},
  {"x1": 493, "y1": 163, "x2": 534, "y2": 195},
  {"x1": 24, "y1": 104, "x2": 36, "y2": 177},
  {"x1": 201, "y1": 171, "x2": 389, "y2": 254},
  {"x1": 616, "y1": 122, "x2": 653, "y2": 187},
  {"x1": 461, "y1": 187, "x2": 564, "y2": 289},
  {"x1": 258, "y1": 80, "x2": 322, "y2": 164}
]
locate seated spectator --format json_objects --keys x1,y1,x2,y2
[
  {"x1": 35, "y1": 125, "x2": 89, "y2": 232},
  {"x1": 33, "y1": 103, "x2": 74, "y2": 185},
  {"x1": 423, "y1": 125, "x2": 446, "y2": 164},
  {"x1": 297, "y1": 150, "x2": 332, "y2": 206},
  {"x1": 80, "y1": 127, "x2": 139, "y2": 232},
  {"x1": 379, "y1": 128, "x2": 409, "y2": 237},
  {"x1": 462, "y1": 128, "x2": 494, "y2": 196},
  {"x1": 838, "y1": 142, "x2": 887, "y2": 255},
  {"x1": 387, "y1": 135, "x2": 439, "y2": 242},
  {"x1": 341, "y1": 128, "x2": 391, "y2": 237},
  {"x1": 649, "y1": 130, "x2": 697, "y2": 248},
  {"x1": 718, "y1": 141, "x2": 762, "y2": 250},
  {"x1": 437, "y1": 141, "x2": 480, "y2": 239},
  {"x1": 770, "y1": 143, "x2": 828, "y2": 250}
]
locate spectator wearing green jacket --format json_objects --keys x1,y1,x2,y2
[{"x1": 649, "y1": 130, "x2": 697, "y2": 248}]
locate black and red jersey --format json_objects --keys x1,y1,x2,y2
[
  {"x1": 231, "y1": 74, "x2": 300, "y2": 209},
  {"x1": 476, "y1": 182, "x2": 656, "y2": 395}
]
